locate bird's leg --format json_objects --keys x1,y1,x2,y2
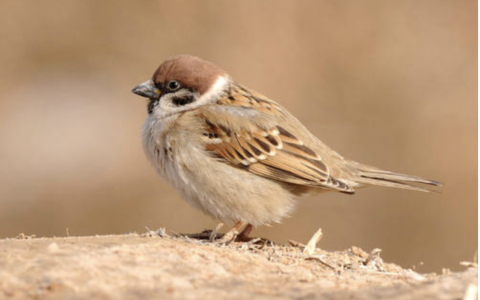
[
  {"x1": 236, "y1": 224, "x2": 253, "y2": 242},
  {"x1": 214, "y1": 221, "x2": 245, "y2": 244}
]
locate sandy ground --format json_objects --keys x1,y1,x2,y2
[{"x1": 0, "y1": 230, "x2": 477, "y2": 300}]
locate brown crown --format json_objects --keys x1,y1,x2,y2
[{"x1": 152, "y1": 55, "x2": 227, "y2": 95}]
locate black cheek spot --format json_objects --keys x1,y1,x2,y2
[{"x1": 173, "y1": 95, "x2": 195, "y2": 106}]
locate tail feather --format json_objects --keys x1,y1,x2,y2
[{"x1": 349, "y1": 162, "x2": 443, "y2": 192}]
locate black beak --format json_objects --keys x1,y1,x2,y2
[{"x1": 132, "y1": 80, "x2": 161, "y2": 99}]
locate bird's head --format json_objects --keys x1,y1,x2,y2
[{"x1": 132, "y1": 55, "x2": 230, "y2": 118}]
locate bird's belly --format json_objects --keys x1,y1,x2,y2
[
  {"x1": 145, "y1": 129, "x2": 297, "y2": 226},
  {"x1": 178, "y1": 153, "x2": 298, "y2": 225}
]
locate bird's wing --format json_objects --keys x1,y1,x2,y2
[{"x1": 197, "y1": 85, "x2": 354, "y2": 193}]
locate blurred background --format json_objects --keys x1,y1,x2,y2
[{"x1": 0, "y1": 1, "x2": 476, "y2": 273}]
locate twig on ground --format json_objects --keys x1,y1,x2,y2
[
  {"x1": 303, "y1": 228, "x2": 323, "y2": 255},
  {"x1": 209, "y1": 223, "x2": 224, "y2": 242},
  {"x1": 305, "y1": 255, "x2": 340, "y2": 273},
  {"x1": 288, "y1": 240, "x2": 306, "y2": 248}
]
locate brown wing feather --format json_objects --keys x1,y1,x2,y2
[{"x1": 199, "y1": 85, "x2": 354, "y2": 193}]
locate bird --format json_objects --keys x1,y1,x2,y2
[{"x1": 132, "y1": 54, "x2": 441, "y2": 242}]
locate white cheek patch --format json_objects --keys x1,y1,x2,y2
[{"x1": 154, "y1": 90, "x2": 195, "y2": 118}]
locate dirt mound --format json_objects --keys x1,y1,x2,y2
[{"x1": 0, "y1": 231, "x2": 477, "y2": 300}]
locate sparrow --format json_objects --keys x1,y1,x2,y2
[{"x1": 132, "y1": 55, "x2": 441, "y2": 242}]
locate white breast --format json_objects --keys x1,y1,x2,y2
[
  {"x1": 142, "y1": 114, "x2": 205, "y2": 211},
  {"x1": 143, "y1": 115, "x2": 184, "y2": 184}
]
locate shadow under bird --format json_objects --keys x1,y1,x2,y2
[{"x1": 132, "y1": 55, "x2": 442, "y2": 242}]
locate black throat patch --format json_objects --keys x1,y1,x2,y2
[{"x1": 147, "y1": 99, "x2": 158, "y2": 114}]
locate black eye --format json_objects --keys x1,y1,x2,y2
[{"x1": 167, "y1": 80, "x2": 180, "y2": 91}]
